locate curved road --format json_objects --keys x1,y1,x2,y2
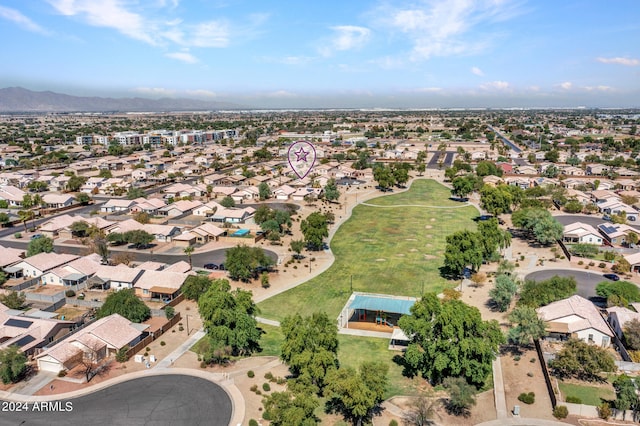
[
  {"x1": 525, "y1": 268, "x2": 608, "y2": 301},
  {"x1": 555, "y1": 214, "x2": 640, "y2": 231},
  {"x1": 1, "y1": 375, "x2": 232, "y2": 426}
]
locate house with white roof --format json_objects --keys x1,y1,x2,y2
[
  {"x1": 42, "y1": 193, "x2": 75, "y2": 209},
  {"x1": 607, "y1": 306, "x2": 640, "y2": 339},
  {"x1": 11, "y1": 252, "x2": 80, "y2": 280},
  {"x1": 0, "y1": 185, "x2": 26, "y2": 207},
  {"x1": 562, "y1": 222, "x2": 603, "y2": 245},
  {"x1": 134, "y1": 270, "x2": 188, "y2": 301},
  {"x1": 91, "y1": 264, "x2": 144, "y2": 291},
  {"x1": 40, "y1": 254, "x2": 102, "y2": 287},
  {"x1": 36, "y1": 313, "x2": 147, "y2": 373},
  {"x1": 273, "y1": 185, "x2": 296, "y2": 200},
  {"x1": 536, "y1": 295, "x2": 613, "y2": 347},
  {"x1": 158, "y1": 199, "x2": 203, "y2": 217}
]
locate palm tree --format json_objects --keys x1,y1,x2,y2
[
  {"x1": 17, "y1": 210, "x2": 33, "y2": 232},
  {"x1": 183, "y1": 246, "x2": 194, "y2": 269}
]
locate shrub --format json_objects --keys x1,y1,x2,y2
[
  {"x1": 577, "y1": 260, "x2": 584, "y2": 265},
  {"x1": 250, "y1": 384, "x2": 258, "y2": 392},
  {"x1": 566, "y1": 396, "x2": 582, "y2": 404},
  {"x1": 178, "y1": 326, "x2": 184, "y2": 332},
  {"x1": 263, "y1": 383, "x2": 271, "y2": 392},
  {"x1": 262, "y1": 411, "x2": 272, "y2": 421},
  {"x1": 249, "y1": 420, "x2": 258, "y2": 426},
  {"x1": 248, "y1": 370, "x2": 255, "y2": 378},
  {"x1": 65, "y1": 290, "x2": 76, "y2": 297},
  {"x1": 599, "y1": 263, "x2": 606, "y2": 268},
  {"x1": 200, "y1": 361, "x2": 207, "y2": 368},
  {"x1": 57, "y1": 370, "x2": 67, "y2": 377},
  {"x1": 115, "y1": 346, "x2": 129, "y2": 363},
  {"x1": 588, "y1": 261, "x2": 595, "y2": 267},
  {"x1": 530, "y1": 358, "x2": 536, "y2": 363},
  {"x1": 14, "y1": 232, "x2": 22, "y2": 239},
  {"x1": 553, "y1": 406, "x2": 568, "y2": 419},
  {"x1": 144, "y1": 352, "x2": 148, "y2": 357},
  {"x1": 518, "y1": 392, "x2": 535, "y2": 404},
  {"x1": 165, "y1": 306, "x2": 175, "y2": 319},
  {"x1": 389, "y1": 421, "x2": 399, "y2": 426},
  {"x1": 514, "y1": 355, "x2": 521, "y2": 361},
  {"x1": 264, "y1": 372, "x2": 274, "y2": 380},
  {"x1": 146, "y1": 347, "x2": 150, "y2": 352},
  {"x1": 160, "y1": 341, "x2": 166, "y2": 346},
  {"x1": 276, "y1": 377, "x2": 286, "y2": 385},
  {"x1": 598, "y1": 402, "x2": 611, "y2": 420}
]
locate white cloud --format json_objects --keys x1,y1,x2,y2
[
  {"x1": 584, "y1": 85, "x2": 614, "y2": 92},
  {"x1": 471, "y1": 66, "x2": 484, "y2": 76},
  {"x1": 374, "y1": 0, "x2": 523, "y2": 61},
  {"x1": 189, "y1": 21, "x2": 230, "y2": 47},
  {"x1": 0, "y1": 5, "x2": 50, "y2": 35},
  {"x1": 264, "y1": 90, "x2": 298, "y2": 98},
  {"x1": 480, "y1": 80, "x2": 510, "y2": 91},
  {"x1": 185, "y1": 89, "x2": 217, "y2": 98},
  {"x1": 165, "y1": 51, "x2": 198, "y2": 64},
  {"x1": 558, "y1": 81, "x2": 573, "y2": 90},
  {"x1": 131, "y1": 87, "x2": 177, "y2": 97},
  {"x1": 415, "y1": 87, "x2": 443, "y2": 93},
  {"x1": 320, "y1": 25, "x2": 371, "y2": 56},
  {"x1": 597, "y1": 57, "x2": 639, "y2": 66}
]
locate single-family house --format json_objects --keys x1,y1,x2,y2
[
  {"x1": 100, "y1": 199, "x2": 137, "y2": 213},
  {"x1": 0, "y1": 244, "x2": 24, "y2": 272},
  {"x1": 11, "y1": 253, "x2": 79, "y2": 280},
  {"x1": 129, "y1": 197, "x2": 166, "y2": 215},
  {"x1": 598, "y1": 223, "x2": 638, "y2": 246},
  {"x1": 36, "y1": 314, "x2": 147, "y2": 373},
  {"x1": 537, "y1": 295, "x2": 613, "y2": 347},
  {"x1": 607, "y1": 306, "x2": 640, "y2": 339},
  {"x1": 134, "y1": 270, "x2": 188, "y2": 301},
  {"x1": 41, "y1": 193, "x2": 75, "y2": 209},
  {"x1": 515, "y1": 165, "x2": 537, "y2": 175},
  {"x1": 210, "y1": 206, "x2": 256, "y2": 223},
  {"x1": 273, "y1": 185, "x2": 296, "y2": 200},
  {"x1": 158, "y1": 200, "x2": 203, "y2": 217},
  {"x1": 39, "y1": 254, "x2": 102, "y2": 287},
  {"x1": 0, "y1": 185, "x2": 26, "y2": 206},
  {"x1": 623, "y1": 252, "x2": 640, "y2": 274},
  {"x1": 586, "y1": 164, "x2": 608, "y2": 176},
  {"x1": 562, "y1": 222, "x2": 603, "y2": 245},
  {"x1": 92, "y1": 264, "x2": 144, "y2": 291},
  {"x1": 0, "y1": 303, "x2": 74, "y2": 356}
]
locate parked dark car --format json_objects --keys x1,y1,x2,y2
[
  {"x1": 218, "y1": 263, "x2": 225, "y2": 271},
  {"x1": 603, "y1": 273, "x2": 620, "y2": 281},
  {"x1": 203, "y1": 263, "x2": 218, "y2": 270}
]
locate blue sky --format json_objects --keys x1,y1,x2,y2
[{"x1": 1, "y1": 0, "x2": 639, "y2": 108}]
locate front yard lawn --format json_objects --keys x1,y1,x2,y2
[{"x1": 559, "y1": 381, "x2": 615, "y2": 406}]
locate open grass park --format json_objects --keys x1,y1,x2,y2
[{"x1": 257, "y1": 179, "x2": 479, "y2": 322}]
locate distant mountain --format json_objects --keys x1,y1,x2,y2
[{"x1": 0, "y1": 87, "x2": 242, "y2": 112}]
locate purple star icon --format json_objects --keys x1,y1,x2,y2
[{"x1": 294, "y1": 147, "x2": 309, "y2": 162}]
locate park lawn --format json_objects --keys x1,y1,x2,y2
[
  {"x1": 258, "y1": 323, "x2": 284, "y2": 357},
  {"x1": 558, "y1": 381, "x2": 615, "y2": 406},
  {"x1": 258, "y1": 179, "x2": 478, "y2": 322},
  {"x1": 337, "y1": 334, "x2": 420, "y2": 398}
]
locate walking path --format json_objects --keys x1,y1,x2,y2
[
  {"x1": 492, "y1": 357, "x2": 508, "y2": 419},
  {"x1": 360, "y1": 202, "x2": 473, "y2": 209},
  {"x1": 154, "y1": 329, "x2": 206, "y2": 369}
]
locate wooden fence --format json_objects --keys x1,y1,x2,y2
[{"x1": 125, "y1": 312, "x2": 182, "y2": 359}]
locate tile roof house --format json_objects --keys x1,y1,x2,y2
[
  {"x1": 92, "y1": 264, "x2": 144, "y2": 291},
  {"x1": 11, "y1": 252, "x2": 80, "y2": 279},
  {"x1": 35, "y1": 313, "x2": 147, "y2": 373},
  {"x1": 42, "y1": 193, "x2": 75, "y2": 209},
  {"x1": 40, "y1": 254, "x2": 103, "y2": 287},
  {"x1": 598, "y1": 222, "x2": 638, "y2": 245},
  {"x1": 0, "y1": 302, "x2": 74, "y2": 356},
  {"x1": 607, "y1": 306, "x2": 640, "y2": 339},
  {"x1": 158, "y1": 200, "x2": 203, "y2": 217},
  {"x1": 536, "y1": 295, "x2": 613, "y2": 347},
  {"x1": 0, "y1": 185, "x2": 26, "y2": 206},
  {"x1": 134, "y1": 270, "x2": 189, "y2": 301},
  {"x1": 0, "y1": 244, "x2": 24, "y2": 269},
  {"x1": 562, "y1": 222, "x2": 603, "y2": 245}
]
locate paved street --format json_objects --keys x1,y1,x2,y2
[
  {"x1": 525, "y1": 268, "x2": 608, "y2": 300},
  {"x1": 0, "y1": 375, "x2": 232, "y2": 426}
]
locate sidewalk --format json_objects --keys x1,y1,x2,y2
[{"x1": 155, "y1": 329, "x2": 205, "y2": 369}]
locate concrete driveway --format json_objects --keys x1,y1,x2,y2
[{"x1": 0, "y1": 375, "x2": 232, "y2": 426}]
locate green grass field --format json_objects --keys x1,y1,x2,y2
[
  {"x1": 559, "y1": 381, "x2": 615, "y2": 406},
  {"x1": 257, "y1": 179, "x2": 478, "y2": 321}
]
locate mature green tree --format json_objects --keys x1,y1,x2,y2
[
  {"x1": 596, "y1": 280, "x2": 640, "y2": 306},
  {"x1": 300, "y1": 212, "x2": 329, "y2": 250},
  {"x1": 0, "y1": 271, "x2": 7, "y2": 286},
  {"x1": 518, "y1": 276, "x2": 576, "y2": 307},
  {"x1": 225, "y1": 245, "x2": 273, "y2": 282},
  {"x1": 475, "y1": 161, "x2": 503, "y2": 177},
  {"x1": 27, "y1": 235, "x2": 54, "y2": 256},
  {"x1": 0, "y1": 346, "x2": 27, "y2": 384},
  {"x1": 281, "y1": 312, "x2": 339, "y2": 391},
  {"x1": 0, "y1": 212, "x2": 10, "y2": 226},
  {"x1": 261, "y1": 219, "x2": 281, "y2": 236},
  {"x1": 258, "y1": 182, "x2": 271, "y2": 201},
  {"x1": 66, "y1": 175, "x2": 87, "y2": 192},
  {"x1": 570, "y1": 243, "x2": 599, "y2": 258},
  {"x1": 198, "y1": 279, "x2": 261, "y2": 357},
  {"x1": 613, "y1": 374, "x2": 638, "y2": 420},
  {"x1": 97, "y1": 289, "x2": 150, "y2": 323},
  {"x1": 624, "y1": 319, "x2": 640, "y2": 350},
  {"x1": 563, "y1": 199, "x2": 583, "y2": 214},
  {"x1": 512, "y1": 207, "x2": 563, "y2": 245},
  {"x1": 183, "y1": 245, "x2": 194, "y2": 268},
  {"x1": 107, "y1": 232, "x2": 127, "y2": 245},
  {"x1": 126, "y1": 187, "x2": 146, "y2": 200},
  {"x1": 27, "y1": 181, "x2": 48, "y2": 192},
  {"x1": 443, "y1": 376, "x2": 477, "y2": 416},
  {"x1": 451, "y1": 176, "x2": 475, "y2": 199},
  {"x1": 325, "y1": 362, "x2": 389, "y2": 425},
  {"x1": 22, "y1": 194, "x2": 34, "y2": 209},
  {"x1": 70, "y1": 220, "x2": 90, "y2": 237},
  {"x1": 443, "y1": 230, "x2": 483, "y2": 276},
  {"x1": 98, "y1": 169, "x2": 113, "y2": 178},
  {"x1": 402, "y1": 392, "x2": 438, "y2": 426},
  {"x1": 75, "y1": 192, "x2": 91, "y2": 205},
  {"x1": 262, "y1": 389, "x2": 319, "y2": 426},
  {"x1": 123, "y1": 230, "x2": 154, "y2": 248},
  {"x1": 17, "y1": 209, "x2": 33, "y2": 232},
  {"x1": 393, "y1": 166, "x2": 410, "y2": 187},
  {"x1": 323, "y1": 178, "x2": 340, "y2": 202},
  {"x1": 182, "y1": 275, "x2": 213, "y2": 301},
  {"x1": 489, "y1": 274, "x2": 519, "y2": 312},
  {"x1": 254, "y1": 205, "x2": 273, "y2": 224},
  {"x1": 373, "y1": 164, "x2": 396, "y2": 190},
  {"x1": 532, "y1": 216, "x2": 564, "y2": 245},
  {"x1": 507, "y1": 305, "x2": 547, "y2": 345},
  {"x1": 290, "y1": 240, "x2": 305, "y2": 259},
  {"x1": 0, "y1": 291, "x2": 26, "y2": 309},
  {"x1": 477, "y1": 218, "x2": 511, "y2": 260},
  {"x1": 549, "y1": 339, "x2": 615, "y2": 381},
  {"x1": 399, "y1": 293, "x2": 504, "y2": 387},
  {"x1": 480, "y1": 185, "x2": 513, "y2": 216}
]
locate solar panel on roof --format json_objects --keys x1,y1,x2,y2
[
  {"x1": 13, "y1": 335, "x2": 36, "y2": 348},
  {"x1": 4, "y1": 318, "x2": 33, "y2": 328}
]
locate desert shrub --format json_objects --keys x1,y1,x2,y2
[
  {"x1": 250, "y1": 384, "x2": 258, "y2": 392},
  {"x1": 263, "y1": 383, "x2": 271, "y2": 391},
  {"x1": 249, "y1": 420, "x2": 258, "y2": 426},
  {"x1": 57, "y1": 370, "x2": 67, "y2": 377},
  {"x1": 160, "y1": 341, "x2": 166, "y2": 346},
  {"x1": 518, "y1": 392, "x2": 535, "y2": 404},
  {"x1": 14, "y1": 232, "x2": 22, "y2": 239},
  {"x1": 566, "y1": 396, "x2": 582, "y2": 404},
  {"x1": 577, "y1": 260, "x2": 584, "y2": 265},
  {"x1": 65, "y1": 289, "x2": 76, "y2": 297},
  {"x1": 264, "y1": 372, "x2": 274, "y2": 380},
  {"x1": 389, "y1": 421, "x2": 398, "y2": 426},
  {"x1": 247, "y1": 370, "x2": 255, "y2": 378},
  {"x1": 599, "y1": 262, "x2": 606, "y2": 268},
  {"x1": 598, "y1": 402, "x2": 611, "y2": 420},
  {"x1": 553, "y1": 406, "x2": 568, "y2": 419}
]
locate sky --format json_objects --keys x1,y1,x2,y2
[{"x1": 1, "y1": 0, "x2": 639, "y2": 108}]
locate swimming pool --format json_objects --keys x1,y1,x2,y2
[{"x1": 231, "y1": 229, "x2": 250, "y2": 237}]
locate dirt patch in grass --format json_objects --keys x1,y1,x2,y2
[
  {"x1": 425, "y1": 225, "x2": 433, "y2": 229},
  {"x1": 375, "y1": 258, "x2": 386, "y2": 262},
  {"x1": 424, "y1": 255, "x2": 437, "y2": 260}
]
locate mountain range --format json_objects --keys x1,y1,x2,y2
[{"x1": 0, "y1": 87, "x2": 242, "y2": 112}]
